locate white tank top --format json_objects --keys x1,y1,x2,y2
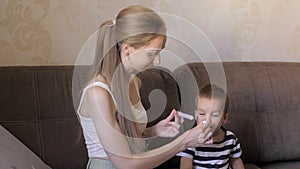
[{"x1": 77, "y1": 81, "x2": 147, "y2": 158}]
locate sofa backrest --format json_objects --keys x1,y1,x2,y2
[
  {"x1": 174, "y1": 62, "x2": 300, "y2": 164},
  {"x1": 2, "y1": 62, "x2": 300, "y2": 168},
  {"x1": 0, "y1": 66, "x2": 88, "y2": 169},
  {"x1": 138, "y1": 67, "x2": 181, "y2": 127},
  {"x1": 0, "y1": 65, "x2": 181, "y2": 169}
]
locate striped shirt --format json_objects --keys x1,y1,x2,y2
[{"x1": 177, "y1": 127, "x2": 242, "y2": 169}]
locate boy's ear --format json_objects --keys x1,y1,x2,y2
[{"x1": 223, "y1": 113, "x2": 228, "y2": 124}]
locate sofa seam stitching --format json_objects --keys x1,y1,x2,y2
[
  {"x1": 247, "y1": 65, "x2": 262, "y2": 162},
  {"x1": 33, "y1": 70, "x2": 46, "y2": 161}
]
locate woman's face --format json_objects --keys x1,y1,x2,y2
[{"x1": 122, "y1": 36, "x2": 165, "y2": 73}]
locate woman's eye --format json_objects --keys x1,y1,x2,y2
[
  {"x1": 147, "y1": 50, "x2": 160, "y2": 58},
  {"x1": 147, "y1": 52, "x2": 155, "y2": 58}
]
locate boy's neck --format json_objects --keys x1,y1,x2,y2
[{"x1": 212, "y1": 126, "x2": 225, "y2": 143}]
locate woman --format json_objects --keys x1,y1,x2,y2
[{"x1": 76, "y1": 5, "x2": 213, "y2": 169}]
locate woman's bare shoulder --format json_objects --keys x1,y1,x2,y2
[
  {"x1": 85, "y1": 75, "x2": 109, "y2": 98},
  {"x1": 82, "y1": 75, "x2": 115, "y2": 114}
]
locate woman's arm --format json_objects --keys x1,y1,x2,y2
[
  {"x1": 230, "y1": 157, "x2": 245, "y2": 169},
  {"x1": 85, "y1": 86, "x2": 212, "y2": 169}
]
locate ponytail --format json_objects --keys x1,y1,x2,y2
[
  {"x1": 89, "y1": 19, "x2": 146, "y2": 153},
  {"x1": 90, "y1": 19, "x2": 120, "y2": 85}
]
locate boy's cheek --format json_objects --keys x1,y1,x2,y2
[{"x1": 196, "y1": 116, "x2": 205, "y2": 124}]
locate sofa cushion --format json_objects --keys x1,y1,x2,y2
[{"x1": 245, "y1": 163, "x2": 261, "y2": 169}]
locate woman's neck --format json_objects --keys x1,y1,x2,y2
[{"x1": 93, "y1": 74, "x2": 107, "y2": 84}]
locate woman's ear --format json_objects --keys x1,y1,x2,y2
[{"x1": 120, "y1": 43, "x2": 134, "y2": 59}]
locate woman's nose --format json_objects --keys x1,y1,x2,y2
[{"x1": 152, "y1": 54, "x2": 160, "y2": 65}]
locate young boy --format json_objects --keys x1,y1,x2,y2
[{"x1": 177, "y1": 84, "x2": 245, "y2": 169}]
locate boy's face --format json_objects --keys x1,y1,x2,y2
[{"x1": 195, "y1": 97, "x2": 227, "y2": 136}]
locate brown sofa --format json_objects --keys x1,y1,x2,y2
[{"x1": 0, "y1": 62, "x2": 300, "y2": 169}]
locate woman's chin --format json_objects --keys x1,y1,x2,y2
[
  {"x1": 136, "y1": 66, "x2": 151, "y2": 72},
  {"x1": 130, "y1": 65, "x2": 154, "y2": 75}
]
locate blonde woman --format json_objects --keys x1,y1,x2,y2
[{"x1": 76, "y1": 5, "x2": 213, "y2": 169}]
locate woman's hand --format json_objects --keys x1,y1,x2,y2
[
  {"x1": 150, "y1": 109, "x2": 184, "y2": 138},
  {"x1": 182, "y1": 120, "x2": 213, "y2": 148}
]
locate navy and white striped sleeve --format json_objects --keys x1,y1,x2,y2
[
  {"x1": 229, "y1": 132, "x2": 242, "y2": 158},
  {"x1": 176, "y1": 148, "x2": 195, "y2": 159}
]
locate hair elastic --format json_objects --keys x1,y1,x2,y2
[{"x1": 109, "y1": 19, "x2": 116, "y2": 28}]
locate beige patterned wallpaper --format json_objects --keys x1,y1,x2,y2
[{"x1": 0, "y1": 0, "x2": 300, "y2": 66}]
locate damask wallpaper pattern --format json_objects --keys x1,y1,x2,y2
[
  {"x1": 230, "y1": 0, "x2": 262, "y2": 59},
  {"x1": 0, "y1": 0, "x2": 52, "y2": 65},
  {"x1": 0, "y1": 0, "x2": 300, "y2": 66}
]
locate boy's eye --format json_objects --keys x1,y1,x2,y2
[
  {"x1": 195, "y1": 110, "x2": 205, "y2": 115},
  {"x1": 212, "y1": 111, "x2": 221, "y2": 117}
]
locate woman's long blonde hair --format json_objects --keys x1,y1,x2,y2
[{"x1": 88, "y1": 5, "x2": 166, "y2": 153}]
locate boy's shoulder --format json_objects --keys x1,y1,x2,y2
[
  {"x1": 225, "y1": 130, "x2": 236, "y2": 136},
  {"x1": 222, "y1": 126, "x2": 239, "y2": 140}
]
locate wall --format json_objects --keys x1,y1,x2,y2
[{"x1": 1, "y1": 0, "x2": 300, "y2": 66}]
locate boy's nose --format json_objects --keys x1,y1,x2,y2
[{"x1": 205, "y1": 116, "x2": 212, "y2": 125}]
